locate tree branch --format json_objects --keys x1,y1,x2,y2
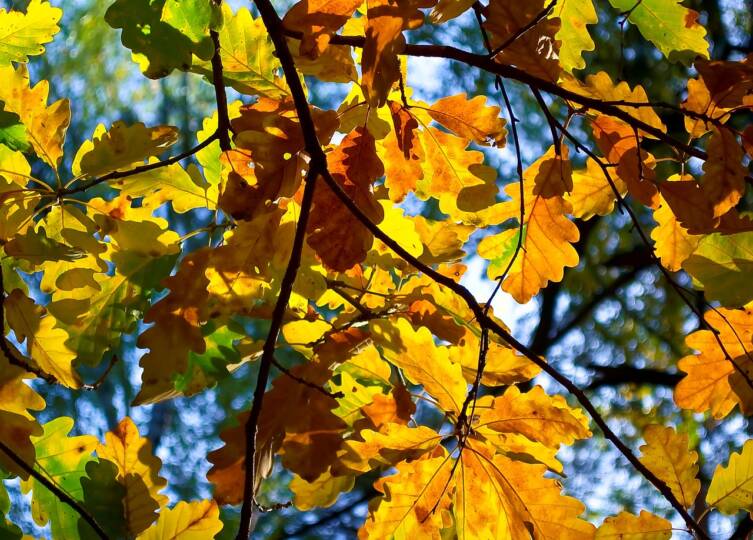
[
  {"x1": 252, "y1": 8, "x2": 709, "y2": 538},
  {"x1": 281, "y1": 28, "x2": 739, "y2": 171},
  {"x1": 586, "y1": 365, "x2": 682, "y2": 390},
  {"x1": 210, "y1": 29, "x2": 232, "y2": 152},
  {"x1": 236, "y1": 1, "x2": 327, "y2": 537}
]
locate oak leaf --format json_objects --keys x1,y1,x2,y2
[
  {"x1": 638, "y1": 424, "x2": 700, "y2": 508},
  {"x1": 136, "y1": 500, "x2": 223, "y2": 540},
  {"x1": 707, "y1": 439, "x2": 753, "y2": 515},
  {"x1": 97, "y1": 417, "x2": 168, "y2": 536},
  {"x1": 478, "y1": 146, "x2": 579, "y2": 303},
  {"x1": 0, "y1": 0, "x2": 61, "y2": 64},
  {"x1": 596, "y1": 510, "x2": 672, "y2": 539},
  {"x1": 307, "y1": 127, "x2": 385, "y2": 271}
]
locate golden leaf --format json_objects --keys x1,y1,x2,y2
[
  {"x1": 0, "y1": 64, "x2": 70, "y2": 169},
  {"x1": 136, "y1": 500, "x2": 223, "y2": 540},
  {"x1": 638, "y1": 425, "x2": 700, "y2": 508},
  {"x1": 478, "y1": 146, "x2": 579, "y2": 303},
  {"x1": 596, "y1": 510, "x2": 672, "y2": 539}
]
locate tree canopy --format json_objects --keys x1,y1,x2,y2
[{"x1": 1, "y1": 0, "x2": 753, "y2": 538}]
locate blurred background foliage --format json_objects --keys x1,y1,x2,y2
[{"x1": 2, "y1": 0, "x2": 753, "y2": 537}]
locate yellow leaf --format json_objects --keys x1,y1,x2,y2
[
  {"x1": 4, "y1": 290, "x2": 80, "y2": 388},
  {"x1": 478, "y1": 146, "x2": 579, "y2": 303},
  {"x1": 560, "y1": 71, "x2": 665, "y2": 133},
  {"x1": 596, "y1": 510, "x2": 672, "y2": 539},
  {"x1": 459, "y1": 446, "x2": 595, "y2": 539},
  {"x1": 455, "y1": 329, "x2": 540, "y2": 386},
  {"x1": 75, "y1": 122, "x2": 178, "y2": 177},
  {"x1": 97, "y1": 417, "x2": 168, "y2": 536},
  {"x1": 707, "y1": 439, "x2": 753, "y2": 515},
  {"x1": 338, "y1": 423, "x2": 442, "y2": 473},
  {"x1": 567, "y1": 158, "x2": 627, "y2": 220},
  {"x1": 0, "y1": 64, "x2": 70, "y2": 169},
  {"x1": 683, "y1": 77, "x2": 730, "y2": 138},
  {"x1": 136, "y1": 500, "x2": 223, "y2": 540},
  {"x1": 418, "y1": 126, "x2": 502, "y2": 224},
  {"x1": 191, "y1": 4, "x2": 288, "y2": 98},
  {"x1": 371, "y1": 200, "x2": 423, "y2": 263},
  {"x1": 475, "y1": 386, "x2": 591, "y2": 448},
  {"x1": 0, "y1": 0, "x2": 61, "y2": 64},
  {"x1": 290, "y1": 471, "x2": 355, "y2": 511},
  {"x1": 638, "y1": 425, "x2": 700, "y2": 508},
  {"x1": 370, "y1": 318, "x2": 467, "y2": 414},
  {"x1": 359, "y1": 452, "x2": 453, "y2": 540},
  {"x1": 651, "y1": 188, "x2": 700, "y2": 272},
  {"x1": 0, "y1": 351, "x2": 44, "y2": 478},
  {"x1": 413, "y1": 216, "x2": 473, "y2": 264}
]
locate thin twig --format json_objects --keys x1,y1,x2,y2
[
  {"x1": 281, "y1": 29, "x2": 735, "y2": 170},
  {"x1": 60, "y1": 132, "x2": 219, "y2": 196},
  {"x1": 210, "y1": 29, "x2": 232, "y2": 152}
]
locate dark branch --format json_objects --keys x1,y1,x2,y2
[
  {"x1": 210, "y1": 29, "x2": 232, "y2": 152},
  {"x1": 237, "y1": 1, "x2": 327, "y2": 537},
  {"x1": 587, "y1": 365, "x2": 682, "y2": 390}
]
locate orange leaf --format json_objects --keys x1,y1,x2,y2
[
  {"x1": 283, "y1": 0, "x2": 361, "y2": 56},
  {"x1": 426, "y1": 93, "x2": 507, "y2": 147},
  {"x1": 675, "y1": 307, "x2": 753, "y2": 419}
]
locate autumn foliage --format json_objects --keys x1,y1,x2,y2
[{"x1": 1, "y1": 0, "x2": 753, "y2": 538}]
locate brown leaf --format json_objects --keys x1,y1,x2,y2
[{"x1": 307, "y1": 127, "x2": 385, "y2": 271}]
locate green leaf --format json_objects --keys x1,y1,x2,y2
[
  {"x1": 553, "y1": 0, "x2": 597, "y2": 72},
  {"x1": 0, "y1": 106, "x2": 30, "y2": 152},
  {"x1": 105, "y1": 0, "x2": 215, "y2": 79},
  {"x1": 21, "y1": 417, "x2": 98, "y2": 540},
  {"x1": 607, "y1": 0, "x2": 709, "y2": 64},
  {"x1": 79, "y1": 460, "x2": 128, "y2": 540},
  {"x1": 0, "y1": 0, "x2": 62, "y2": 64},
  {"x1": 191, "y1": 4, "x2": 288, "y2": 98},
  {"x1": 161, "y1": 0, "x2": 222, "y2": 43},
  {"x1": 173, "y1": 322, "x2": 255, "y2": 397},
  {"x1": 683, "y1": 232, "x2": 753, "y2": 307}
]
